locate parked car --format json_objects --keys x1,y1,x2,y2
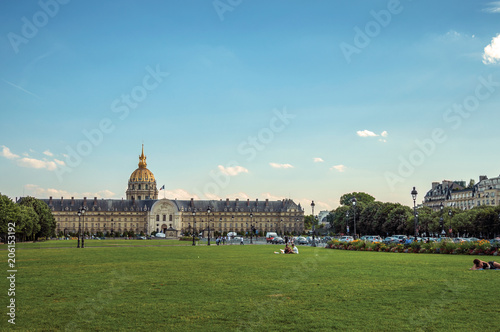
[
  {"x1": 391, "y1": 235, "x2": 407, "y2": 243},
  {"x1": 154, "y1": 233, "x2": 166, "y2": 238},
  {"x1": 339, "y1": 236, "x2": 354, "y2": 242},
  {"x1": 365, "y1": 235, "x2": 383, "y2": 243},
  {"x1": 272, "y1": 237, "x2": 285, "y2": 244},
  {"x1": 296, "y1": 237, "x2": 308, "y2": 245},
  {"x1": 383, "y1": 237, "x2": 394, "y2": 244}
]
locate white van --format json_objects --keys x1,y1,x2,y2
[{"x1": 266, "y1": 232, "x2": 278, "y2": 243}]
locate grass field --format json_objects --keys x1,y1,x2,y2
[{"x1": 1, "y1": 241, "x2": 499, "y2": 331}]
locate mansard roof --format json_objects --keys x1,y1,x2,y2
[
  {"x1": 39, "y1": 197, "x2": 303, "y2": 214},
  {"x1": 172, "y1": 198, "x2": 302, "y2": 213},
  {"x1": 40, "y1": 197, "x2": 156, "y2": 212}
]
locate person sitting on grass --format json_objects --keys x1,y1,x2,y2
[
  {"x1": 291, "y1": 243, "x2": 299, "y2": 254},
  {"x1": 274, "y1": 244, "x2": 292, "y2": 254},
  {"x1": 470, "y1": 259, "x2": 500, "y2": 270}
]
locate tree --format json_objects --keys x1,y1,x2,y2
[
  {"x1": 382, "y1": 204, "x2": 412, "y2": 235},
  {"x1": 17, "y1": 196, "x2": 56, "y2": 240},
  {"x1": 18, "y1": 205, "x2": 39, "y2": 241},
  {"x1": 0, "y1": 195, "x2": 19, "y2": 242},
  {"x1": 340, "y1": 192, "x2": 375, "y2": 206},
  {"x1": 358, "y1": 201, "x2": 383, "y2": 235}
]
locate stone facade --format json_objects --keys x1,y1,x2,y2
[
  {"x1": 42, "y1": 146, "x2": 304, "y2": 237},
  {"x1": 424, "y1": 175, "x2": 500, "y2": 211}
]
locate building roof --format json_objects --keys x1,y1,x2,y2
[{"x1": 39, "y1": 197, "x2": 303, "y2": 214}]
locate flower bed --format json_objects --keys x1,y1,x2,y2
[{"x1": 325, "y1": 239, "x2": 500, "y2": 256}]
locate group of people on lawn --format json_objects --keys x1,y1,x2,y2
[
  {"x1": 470, "y1": 259, "x2": 500, "y2": 270},
  {"x1": 275, "y1": 243, "x2": 299, "y2": 254}
]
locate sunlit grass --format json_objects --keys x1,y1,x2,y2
[{"x1": 2, "y1": 244, "x2": 498, "y2": 331}]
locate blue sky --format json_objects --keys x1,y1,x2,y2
[{"x1": 1, "y1": 0, "x2": 500, "y2": 212}]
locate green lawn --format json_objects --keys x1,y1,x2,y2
[
  {"x1": 1, "y1": 243, "x2": 498, "y2": 331},
  {"x1": 0, "y1": 239, "x2": 195, "y2": 249}
]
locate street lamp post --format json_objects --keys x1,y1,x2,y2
[
  {"x1": 352, "y1": 197, "x2": 357, "y2": 240},
  {"x1": 192, "y1": 210, "x2": 196, "y2": 246},
  {"x1": 207, "y1": 206, "x2": 211, "y2": 246},
  {"x1": 77, "y1": 209, "x2": 82, "y2": 248},
  {"x1": 250, "y1": 212, "x2": 253, "y2": 244},
  {"x1": 439, "y1": 202, "x2": 444, "y2": 238},
  {"x1": 448, "y1": 209, "x2": 453, "y2": 237},
  {"x1": 81, "y1": 207, "x2": 86, "y2": 248},
  {"x1": 346, "y1": 212, "x2": 349, "y2": 235},
  {"x1": 411, "y1": 187, "x2": 418, "y2": 241},
  {"x1": 311, "y1": 201, "x2": 316, "y2": 247}
]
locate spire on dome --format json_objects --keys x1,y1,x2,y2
[{"x1": 138, "y1": 144, "x2": 147, "y2": 168}]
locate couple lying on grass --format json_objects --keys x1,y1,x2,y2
[
  {"x1": 274, "y1": 243, "x2": 299, "y2": 254},
  {"x1": 470, "y1": 259, "x2": 500, "y2": 270}
]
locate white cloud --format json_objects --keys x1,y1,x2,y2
[
  {"x1": 357, "y1": 130, "x2": 388, "y2": 142},
  {"x1": 24, "y1": 184, "x2": 116, "y2": 199},
  {"x1": 330, "y1": 165, "x2": 346, "y2": 172},
  {"x1": 483, "y1": 2, "x2": 500, "y2": 13},
  {"x1": 17, "y1": 157, "x2": 57, "y2": 171},
  {"x1": 0, "y1": 145, "x2": 20, "y2": 160},
  {"x1": 269, "y1": 162, "x2": 294, "y2": 169},
  {"x1": 261, "y1": 192, "x2": 286, "y2": 201},
  {"x1": 357, "y1": 130, "x2": 378, "y2": 137},
  {"x1": 313, "y1": 157, "x2": 324, "y2": 163},
  {"x1": 1, "y1": 145, "x2": 67, "y2": 172},
  {"x1": 217, "y1": 165, "x2": 249, "y2": 176},
  {"x1": 162, "y1": 188, "x2": 199, "y2": 200},
  {"x1": 483, "y1": 34, "x2": 500, "y2": 64}
]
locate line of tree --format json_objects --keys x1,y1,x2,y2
[
  {"x1": 0, "y1": 195, "x2": 56, "y2": 242},
  {"x1": 326, "y1": 192, "x2": 500, "y2": 238}
]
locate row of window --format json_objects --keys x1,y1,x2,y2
[{"x1": 60, "y1": 222, "x2": 142, "y2": 228}]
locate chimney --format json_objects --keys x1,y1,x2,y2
[
  {"x1": 479, "y1": 175, "x2": 488, "y2": 182},
  {"x1": 247, "y1": 199, "x2": 250, "y2": 206},
  {"x1": 61, "y1": 197, "x2": 64, "y2": 206},
  {"x1": 235, "y1": 198, "x2": 239, "y2": 206},
  {"x1": 226, "y1": 198, "x2": 229, "y2": 206},
  {"x1": 49, "y1": 196, "x2": 53, "y2": 206},
  {"x1": 83, "y1": 197, "x2": 87, "y2": 207},
  {"x1": 71, "y1": 197, "x2": 74, "y2": 206},
  {"x1": 265, "y1": 199, "x2": 269, "y2": 207},
  {"x1": 94, "y1": 197, "x2": 97, "y2": 206},
  {"x1": 190, "y1": 198, "x2": 194, "y2": 207}
]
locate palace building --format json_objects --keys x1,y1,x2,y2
[{"x1": 41, "y1": 146, "x2": 305, "y2": 237}]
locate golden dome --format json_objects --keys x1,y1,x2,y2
[
  {"x1": 129, "y1": 168, "x2": 156, "y2": 183},
  {"x1": 129, "y1": 145, "x2": 156, "y2": 183}
]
